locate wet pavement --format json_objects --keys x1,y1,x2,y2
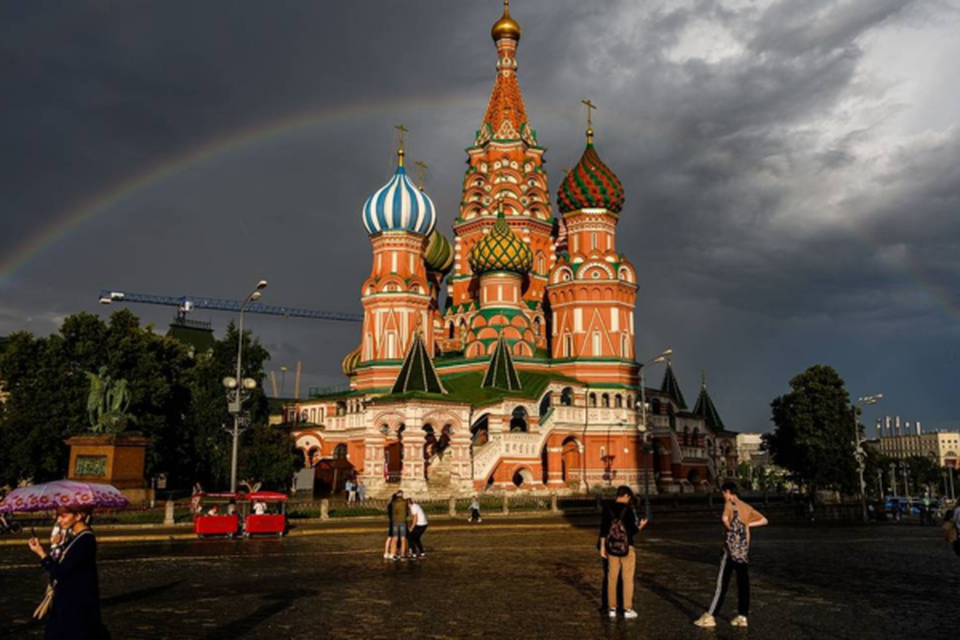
[{"x1": 0, "y1": 516, "x2": 955, "y2": 639}]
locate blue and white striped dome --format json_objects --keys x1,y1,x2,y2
[{"x1": 362, "y1": 165, "x2": 437, "y2": 237}]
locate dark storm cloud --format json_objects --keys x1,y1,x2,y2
[{"x1": 1, "y1": 0, "x2": 958, "y2": 430}]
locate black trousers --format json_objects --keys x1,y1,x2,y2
[
  {"x1": 408, "y1": 524, "x2": 428, "y2": 554},
  {"x1": 708, "y1": 550, "x2": 749, "y2": 617}
]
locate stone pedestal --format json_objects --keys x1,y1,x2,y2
[{"x1": 65, "y1": 434, "x2": 154, "y2": 504}]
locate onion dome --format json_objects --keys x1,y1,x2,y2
[
  {"x1": 341, "y1": 345, "x2": 361, "y2": 376},
  {"x1": 424, "y1": 230, "x2": 454, "y2": 275},
  {"x1": 491, "y1": 0, "x2": 521, "y2": 42},
  {"x1": 469, "y1": 209, "x2": 533, "y2": 274},
  {"x1": 362, "y1": 150, "x2": 436, "y2": 236},
  {"x1": 557, "y1": 134, "x2": 625, "y2": 215}
]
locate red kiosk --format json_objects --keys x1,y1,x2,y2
[
  {"x1": 242, "y1": 491, "x2": 288, "y2": 537},
  {"x1": 193, "y1": 492, "x2": 241, "y2": 538}
]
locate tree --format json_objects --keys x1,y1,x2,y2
[
  {"x1": 0, "y1": 311, "x2": 193, "y2": 486},
  {"x1": 181, "y1": 322, "x2": 272, "y2": 489},
  {"x1": 904, "y1": 456, "x2": 941, "y2": 496},
  {"x1": 763, "y1": 365, "x2": 858, "y2": 497},
  {"x1": 239, "y1": 423, "x2": 302, "y2": 491},
  {"x1": 736, "y1": 462, "x2": 754, "y2": 490}
]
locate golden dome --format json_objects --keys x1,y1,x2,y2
[{"x1": 491, "y1": 0, "x2": 521, "y2": 42}]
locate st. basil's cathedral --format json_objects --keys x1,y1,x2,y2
[{"x1": 283, "y1": 2, "x2": 739, "y2": 497}]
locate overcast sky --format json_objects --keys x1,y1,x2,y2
[{"x1": 2, "y1": 0, "x2": 959, "y2": 433}]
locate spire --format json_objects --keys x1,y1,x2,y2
[
  {"x1": 660, "y1": 362, "x2": 687, "y2": 410},
  {"x1": 482, "y1": 336, "x2": 522, "y2": 391},
  {"x1": 693, "y1": 372, "x2": 726, "y2": 432},
  {"x1": 391, "y1": 332, "x2": 445, "y2": 395},
  {"x1": 478, "y1": 2, "x2": 533, "y2": 146}
]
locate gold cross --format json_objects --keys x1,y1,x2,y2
[
  {"x1": 395, "y1": 124, "x2": 409, "y2": 148},
  {"x1": 581, "y1": 99, "x2": 597, "y2": 130},
  {"x1": 415, "y1": 160, "x2": 428, "y2": 190}
]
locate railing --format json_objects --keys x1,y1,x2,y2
[
  {"x1": 548, "y1": 406, "x2": 638, "y2": 426},
  {"x1": 472, "y1": 438, "x2": 504, "y2": 481},
  {"x1": 308, "y1": 384, "x2": 352, "y2": 398}
]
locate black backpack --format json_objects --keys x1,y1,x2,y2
[{"x1": 605, "y1": 505, "x2": 631, "y2": 557}]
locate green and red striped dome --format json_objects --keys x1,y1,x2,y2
[{"x1": 557, "y1": 143, "x2": 624, "y2": 214}]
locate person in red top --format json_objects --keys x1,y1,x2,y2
[{"x1": 695, "y1": 481, "x2": 768, "y2": 629}]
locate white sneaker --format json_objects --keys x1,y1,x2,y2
[
  {"x1": 608, "y1": 609, "x2": 617, "y2": 619},
  {"x1": 624, "y1": 609, "x2": 638, "y2": 619},
  {"x1": 694, "y1": 613, "x2": 716, "y2": 628},
  {"x1": 731, "y1": 615, "x2": 748, "y2": 627}
]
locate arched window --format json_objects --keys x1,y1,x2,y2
[
  {"x1": 601, "y1": 393, "x2": 610, "y2": 408},
  {"x1": 589, "y1": 393, "x2": 597, "y2": 407},
  {"x1": 614, "y1": 394, "x2": 623, "y2": 408},
  {"x1": 333, "y1": 444, "x2": 348, "y2": 459},
  {"x1": 510, "y1": 407, "x2": 528, "y2": 432},
  {"x1": 448, "y1": 322, "x2": 455, "y2": 340},
  {"x1": 560, "y1": 387, "x2": 574, "y2": 406},
  {"x1": 625, "y1": 395, "x2": 633, "y2": 409},
  {"x1": 539, "y1": 392, "x2": 552, "y2": 417}
]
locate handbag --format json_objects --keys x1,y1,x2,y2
[
  {"x1": 33, "y1": 584, "x2": 54, "y2": 620},
  {"x1": 32, "y1": 529, "x2": 92, "y2": 620},
  {"x1": 942, "y1": 520, "x2": 958, "y2": 544}
]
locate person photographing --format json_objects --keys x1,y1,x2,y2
[
  {"x1": 599, "y1": 485, "x2": 648, "y2": 619},
  {"x1": 28, "y1": 505, "x2": 105, "y2": 638}
]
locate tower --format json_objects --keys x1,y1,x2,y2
[
  {"x1": 546, "y1": 114, "x2": 639, "y2": 386},
  {"x1": 354, "y1": 133, "x2": 438, "y2": 390},
  {"x1": 444, "y1": 0, "x2": 553, "y2": 355}
]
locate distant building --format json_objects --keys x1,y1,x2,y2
[
  {"x1": 735, "y1": 433, "x2": 770, "y2": 468},
  {"x1": 875, "y1": 415, "x2": 959, "y2": 468}
]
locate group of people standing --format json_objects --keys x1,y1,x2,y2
[
  {"x1": 344, "y1": 477, "x2": 366, "y2": 505},
  {"x1": 383, "y1": 490, "x2": 429, "y2": 560},
  {"x1": 600, "y1": 481, "x2": 768, "y2": 629}
]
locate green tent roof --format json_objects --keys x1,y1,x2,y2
[
  {"x1": 482, "y1": 337, "x2": 522, "y2": 392},
  {"x1": 692, "y1": 372, "x2": 725, "y2": 432},
  {"x1": 660, "y1": 363, "x2": 687, "y2": 410},
  {"x1": 391, "y1": 332, "x2": 445, "y2": 395}
]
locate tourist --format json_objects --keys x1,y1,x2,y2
[
  {"x1": 206, "y1": 505, "x2": 220, "y2": 516},
  {"x1": 469, "y1": 496, "x2": 482, "y2": 523},
  {"x1": 357, "y1": 479, "x2": 367, "y2": 505},
  {"x1": 407, "y1": 498, "x2": 429, "y2": 558},
  {"x1": 388, "y1": 490, "x2": 409, "y2": 560},
  {"x1": 191, "y1": 481, "x2": 203, "y2": 515},
  {"x1": 253, "y1": 501, "x2": 267, "y2": 515},
  {"x1": 346, "y1": 478, "x2": 356, "y2": 505},
  {"x1": 599, "y1": 485, "x2": 647, "y2": 619},
  {"x1": 28, "y1": 505, "x2": 105, "y2": 638},
  {"x1": 694, "y1": 481, "x2": 768, "y2": 629},
  {"x1": 383, "y1": 491, "x2": 398, "y2": 559}
]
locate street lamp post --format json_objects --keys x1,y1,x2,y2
[
  {"x1": 638, "y1": 349, "x2": 672, "y2": 521},
  {"x1": 889, "y1": 462, "x2": 898, "y2": 497},
  {"x1": 223, "y1": 279, "x2": 267, "y2": 494},
  {"x1": 853, "y1": 394, "x2": 882, "y2": 523}
]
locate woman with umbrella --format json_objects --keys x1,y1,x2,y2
[
  {"x1": 29, "y1": 504, "x2": 103, "y2": 639},
  {"x1": 0, "y1": 480, "x2": 125, "y2": 639}
]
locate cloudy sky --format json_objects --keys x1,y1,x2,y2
[{"x1": 2, "y1": 0, "x2": 959, "y2": 432}]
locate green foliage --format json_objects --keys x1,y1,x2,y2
[
  {"x1": 763, "y1": 365, "x2": 858, "y2": 495},
  {"x1": 0, "y1": 312, "x2": 286, "y2": 492},
  {"x1": 904, "y1": 455, "x2": 941, "y2": 493},
  {"x1": 238, "y1": 423, "x2": 302, "y2": 491},
  {"x1": 736, "y1": 462, "x2": 754, "y2": 490}
]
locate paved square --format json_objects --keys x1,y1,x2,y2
[{"x1": 0, "y1": 517, "x2": 955, "y2": 639}]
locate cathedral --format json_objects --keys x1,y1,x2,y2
[{"x1": 283, "y1": 2, "x2": 737, "y2": 497}]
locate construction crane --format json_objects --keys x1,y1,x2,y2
[{"x1": 98, "y1": 290, "x2": 363, "y2": 324}]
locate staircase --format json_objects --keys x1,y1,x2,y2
[{"x1": 426, "y1": 451, "x2": 453, "y2": 489}]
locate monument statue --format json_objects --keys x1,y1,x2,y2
[{"x1": 85, "y1": 366, "x2": 134, "y2": 434}]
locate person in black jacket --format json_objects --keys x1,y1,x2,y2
[
  {"x1": 599, "y1": 486, "x2": 648, "y2": 619},
  {"x1": 28, "y1": 505, "x2": 104, "y2": 639}
]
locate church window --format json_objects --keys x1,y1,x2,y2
[
  {"x1": 592, "y1": 332, "x2": 602, "y2": 355},
  {"x1": 591, "y1": 233, "x2": 597, "y2": 250},
  {"x1": 560, "y1": 387, "x2": 574, "y2": 406},
  {"x1": 391, "y1": 252, "x2": 398, "y2": 273},
  {"x1": 333, "y1": 444, "x2": 347, "y2": 460},
  {"x1": 601, "y1": 393, "x2": 610, "y2": 408},
  {"x1": 589, "y1": 393, "x2": 597, "y2": 407},
  {"x1": 615, "y1": 395, "x2": 623, "y2": 408},
  {"x1": 611, "y1": 309, "x2": 619, "y2": 331}
]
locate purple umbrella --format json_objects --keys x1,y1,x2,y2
[{"x1": 0, "y1": 480, "x2": 130, "y2": 514}]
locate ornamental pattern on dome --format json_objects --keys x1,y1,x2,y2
[
  {"x1": 341, "y1": 345, "x2": 361, "y2": 376},
  {"x1": 424, "y1": 230, "x2": 454, "y2": 275},
  {"x1": 468, "y1": 210, "x2": 533, "y2": 274},
  {"x1": 557, "y1": 143, "x2": 625, "y2": 214},
  {"x1": 362, "y1": 165, "x2": 437, "y2": 236}
]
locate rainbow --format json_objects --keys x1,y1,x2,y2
[{"x1": 0, "y1": 93, "x2": 476, "y2": 289}]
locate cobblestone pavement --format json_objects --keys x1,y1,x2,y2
[{"x1": 0, "y1": 517, "x2": 956, "y2": 639}]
